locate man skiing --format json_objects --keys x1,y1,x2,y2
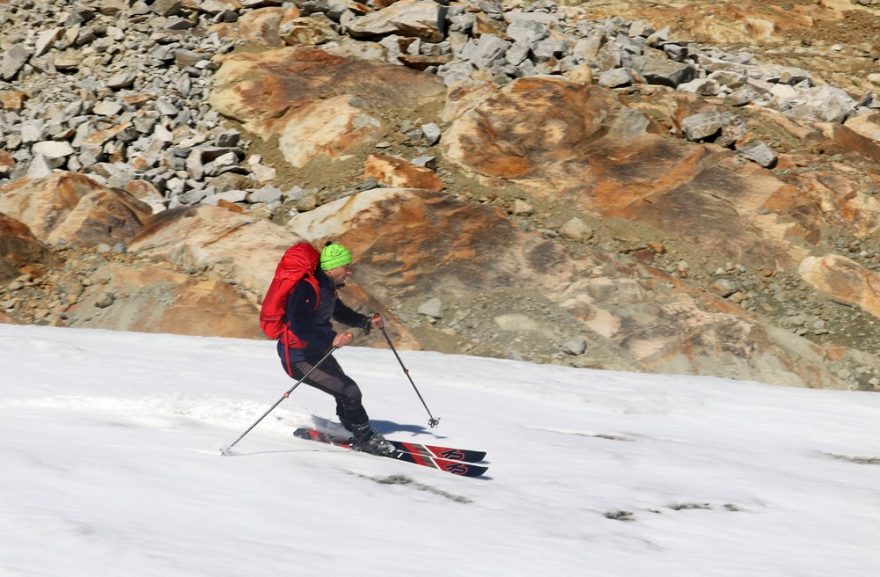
[{"x1": 276, "y1": 242, "x2": 394, "y2": 455}]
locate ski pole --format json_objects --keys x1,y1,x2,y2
[
  {"x1": 220, "y1": 346, "x2": 337, "y2": 455},
  {"x1": 380, "y1": 326, "x2": 440, "y2": 428}
]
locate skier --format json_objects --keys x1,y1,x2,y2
[{"x1": 277, "y1": 242, "x2": 394, "y2": 455}]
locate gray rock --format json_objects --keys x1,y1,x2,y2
[
  {"x1": 247, "y1": 186, "x2": 283, "y2": 204},
  {"x1": 35, "y1": 28, "x2": 64, "y2": 57},
  {"x1": 155, "y1": 99, "x2": 180, "y2": 117},
  {"x1": 562, "y1": 337, "x2": 587, "y2": 355},
  {"x1": 418, "y1": 297, "x2": 445, "y2": 319},
  {"x1": 677, "y1": 78, "x2": 720, "y2": 96},
  {"x1": 641, "y1": 57, "x2": 697, "y2": 88},
  {"x1": 505, "y1": 19, "x2": 549, "y2": 45},
  {"x1": 52, "y1": 53, "x2": 81, "y2": 71},
  {"x1": 20, "y1": 122, "x2": 45, "y2": 145},
  {"x1": 707, "y1": 69, "x2": 747, "y2": 90},
  {"x1": 204, "y1": 152, "x2": 242, "y2": 177},
  {"x1": 285, "y1": 186, "x2": 305, "y2": 201},
  {"x1": 77, "y1": 144, "x2": 105, "y2": 168},
  {"x1": 215, "y1": 130, "x2": 241, "y2": 147},
  {"x1": 174, "y1": 49, "x2": 203, "y2": 69},
  {"x1": 595, "y1": 41, "x2": 623, "y2": 70},
  {"x1": 208, "y1": 173, "x2": 253, "y2": 193},
  {"x1": 712, "y1": 278, "x2": 738, "y2": 298},
  {"x1": 448, "y1": 12, "x2": 475, "y2": 34},
  {"x1": 106, "y1": 71, "x2": 136, "y2": 90},
  {"x1": 93, "y1": 101, "x2": 124, "y2": 116},
  {"x1": 1, "y1": 45, "x2": 32, "y2": 81},
  {"x1": 780, "y1": 86, "x2": 857, "y2": 124},
  {"x1": 152, "y1": 125, "x2": 175, "y2": 143},
  {"x1": 716, "y1": 116, "x2": 748, "y2": 148},
  {"x1": 463, "y1": 34, "x2": 510, "y2": 70},
  {"x1": 662, "y1": 44, "x2": 688, "y2": 62},
  {"x1": 436, "y1": 60, "x2": 476, "y2": 87},
  {"x1": 133, "y1": 115, "x2": 159, "y2": 134},
  {"x1": 571, "y1": 33, "x2": 604, "y2": 63},
  {"x1": 727, "y1": 85, "x2": 765, "y2": 107},
  {"x1": 151, "y1": 45, "x2": 176, "y2": 62},
  {"x1": 532, "y1": 38, "x2": 568, "y2": 62},
  {"x1": 179, "y1": 188, "x2": 208, "y2": 205},
  {"x1": 759, "y1": 65, "x2": 813, "y2": 86},
  {"x1": 32, "y1": 141, "x2": 75, "y2": 160},
  {"x1": 737, "y1": 141, "x2": 777, "y2": 168},
  {"x1": 421, "y1": 123, "x2": 441, "y2": 145},
  {"x1": 629, "y1": 19, "x2": 654, "y2": 38},
  {"x1": 186, "y1": 149, "x2": 205, "y2": 181},
  {"x1": 505, "y1": 42, "x2": 531, "y2": 66},
  {"x1": 645, "y1": 26, "x2": 670, "y2": 47},
  {"x1": 411, "y1": 154, "x2": 436, "y2": 168},
  {"x1": 598, "y1": 68, "x2": 633, "y2": 88},
  {"x1": 102, "y1": 163, "x2": 138, "y2": 188},
  {"x1": 26, "y1": 154, "x2": 53, "y2": 179},
  {"x1": 681, "y1": 112, "x2": 728, "y2": 141},
  {"x1": 559, "y1": 217, "x2": 593, "y2": 241}
]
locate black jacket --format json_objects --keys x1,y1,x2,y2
[{"x1": 277, "y1": 269, "x2": 368, "y2": 362}]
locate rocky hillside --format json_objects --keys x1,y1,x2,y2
[{"x1": 2, "y1": 0, "x2": 880, "y2": 390}]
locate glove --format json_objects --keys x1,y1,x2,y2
[
  {"x1": 362, "y1": 313, "x2": 383, "y2": 335},
  {"x1": 362, "y1": 315, "x2": 372, "y2": 335}
]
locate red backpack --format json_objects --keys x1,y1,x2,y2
[{"x1": 260, "y1": 242, "x2": 321, "y2": 342}]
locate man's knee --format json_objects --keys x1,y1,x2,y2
[{"x1": 340, "y1": 384, "x2": 362, "y2": 405}]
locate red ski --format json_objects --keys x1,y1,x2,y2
[{"x1": 293, "y1": 428, "x2": 489, "y2": 478}]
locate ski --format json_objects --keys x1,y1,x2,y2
[
  {"x1": 293, "y1": 428, "x2": 489, "y2": 478},
  {"x1": 389, "y1": 439, "x2": 486, "y2": 464},
  {"x1": 294, "y1": 427, "x2": 486, "y2": 463}
]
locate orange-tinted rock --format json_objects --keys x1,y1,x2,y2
[
  {"x1": 799, "y1": 254, "x2": 880, "y2": 320},
  {"x1": 0, "y1": 212, "x2": 45, "y2": 281},
  {"x1": 364, "y1": 154, "x2": 444, "y2": 191},
  {"x1": 209, "y1": 47, "x2": 444, "y2": 168},
  {"x1": 0, "y1": 172, "x2": 151, "y2": 248},
  {"x1": 443, "y1": 76, "x2": 800, "y2": 267},
  {"x1": 64, "y1": 262, "x2": 263, "y2": 338}
]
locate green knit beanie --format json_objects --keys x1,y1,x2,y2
[{"x1": 320, "y1": 243, "x2": 353, "y2": 271}]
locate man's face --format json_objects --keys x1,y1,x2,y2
[{"x1": 325, "y1": 264, "x2": 353, "y2": 285}]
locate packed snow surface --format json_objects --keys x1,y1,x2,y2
[{"x1": 2, "y1": 324, "x2": 879, "y2": 576}]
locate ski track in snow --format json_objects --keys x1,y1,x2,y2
[{"x1": 0, "y1": 395, "x2": 311, "y2": 435}]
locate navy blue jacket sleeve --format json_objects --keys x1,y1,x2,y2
[{"x1": 334, "y1": 299, "x2": 369, "y2": 329}]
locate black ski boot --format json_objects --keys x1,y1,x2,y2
[{"x1": 347, "y1": 422, "x2": 395, "y2": 455}]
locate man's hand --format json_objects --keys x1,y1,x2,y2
[
  {"x1": 362, "y1": 313, "x2": 384, "y2": 335},
  {"x1": 332, "y1": 331, "x2": 354, "y2": 347}
]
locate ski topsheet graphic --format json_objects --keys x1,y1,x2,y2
[{"x1": 293, "y1": 428, "x2": 489, "y2": 478}]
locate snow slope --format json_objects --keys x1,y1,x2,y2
[{"x1": 2, "y1": 324, "x2": 879, "y2": 577}]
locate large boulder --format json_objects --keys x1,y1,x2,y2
[
  {"x1": 799, "y1": 255, "x2": 880, "y2": 321},
  {"x1": 0, "y1": 173, "x2": 151, "y2": 248},
  {"x1": 62, "y1": 261, "x2": 263, "y2": 338},
  {"x1": 129, "y1": 204, "x2": 306, "y2": 298},
  {"x1": 443, "y1": 76, "x2": 801, "y2": 268},
  {"x1": 346, "y1": 0, "x2": 446, "y2": 42},
  {"x1": 209, "y1": 47, "x2": 445, "y2": 169},
  {"x1": 0, "y1": 212, "x2": 46, "y2": 281}
]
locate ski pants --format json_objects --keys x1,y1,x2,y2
[{"x1": 285, "y1": 354, "x2": 369, "y2": 426}]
